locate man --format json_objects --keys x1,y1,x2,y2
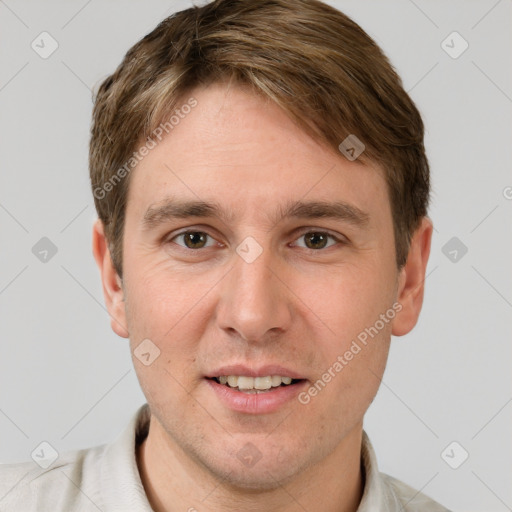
[{"x1": 0, "y1": 0, "x2": 451, "y2": 510}]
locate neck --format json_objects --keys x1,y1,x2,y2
[{"x1": 136, "y1": 417, "x2": 364, "y2": 512}]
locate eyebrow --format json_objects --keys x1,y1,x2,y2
[{"x1": 142, "y1": 198, "x2": 370, "y2": 231}]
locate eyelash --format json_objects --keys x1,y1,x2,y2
[{"x1": 167, "y1": 229, "x2": 345, "y2": 252}]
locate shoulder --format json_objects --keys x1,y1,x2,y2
[
  {"x1": 359, "y1": 430, "x2": 451, "y2": 512},
  {"x1": 381, "y1": 472, "x2": 452, "y2": 512},
  {"x1": 0, "y1": 404, "x2": 151, "y2": 512},
  {"x1": 0, "y1": 444, "x2": 106, "y2": 512}
]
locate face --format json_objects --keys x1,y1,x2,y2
[{"x1": 98, "y1": 82, "x2": 416, "y2": 490}]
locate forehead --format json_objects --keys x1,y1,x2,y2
[{"x1": 126, "y1": 82, "x2": 390, "y2": 225}]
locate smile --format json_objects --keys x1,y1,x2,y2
[
  {"x1": 211, "y1": 375, "x2": 301, "y2": 393},
  {"x1": 205, "y1": 376, "x2": 307, "y2": 414}
]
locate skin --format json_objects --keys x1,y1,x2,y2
[{"x1": 93, "y1": 81, "x2": 432, "y2": 512}]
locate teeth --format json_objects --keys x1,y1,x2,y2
[
  {"x1": 216, "y1": 375, "x2": 296, "y2": 390},
  {"x1": 255, "y1": 376, "x2": 272, "y2": 390},
  {"x1": 237, "y1": 376, "x2": 254, "y2": 390}
]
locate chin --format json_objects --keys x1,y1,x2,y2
[
  {"x1": 214, "y1": 463, "x2": 299, "y2": 492},
  {"x1": 202, "y1": 440, "x2": 310, "y2": 492}
]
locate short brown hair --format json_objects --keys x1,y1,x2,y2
[{"x1": 90, "y1": 0, "x2": 429, "y2": 278}]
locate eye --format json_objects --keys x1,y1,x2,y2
[
  {"x1": 292, "y1": 231, "x2": 340, "y2": 250},
  {"x1": 170, "y1": 231, "x2": 217, "y2": 249}
]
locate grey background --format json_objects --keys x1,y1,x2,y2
[{"x1": 0, "y1": 1, "x2": 511, "y2": 511}]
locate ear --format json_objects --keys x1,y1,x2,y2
[
  {"x1": 92, "y1": 218, "x2": 129, "y2": 338},
  {"x1": 392, "y1": 217, "x2": 433, "y2": 337}
]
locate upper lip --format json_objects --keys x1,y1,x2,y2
[{"x1": 205, "y1": 364, "x2": 306, "y2": 380}]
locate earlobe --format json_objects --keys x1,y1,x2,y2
[
  {"x1": 92, "y1": 219, "x2": 130, "y2": 338},
  {"x1": 392, "y1": 217, "x2": 433, "y2": 337}
]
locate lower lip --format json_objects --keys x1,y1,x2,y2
[{"x1": 205, "y1": 378, "x2": 308, "y2": 414}]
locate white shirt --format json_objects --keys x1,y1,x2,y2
[{"x1": 0, "y1": 403, "x2": 450, "y2": 511}]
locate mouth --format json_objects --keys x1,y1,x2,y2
[
  {"x1": 204, "y1": 365, "x2": 308, "y2": 413},
  {"x1": 207, "y1": 375, "x2": 305, "y2": 394}
]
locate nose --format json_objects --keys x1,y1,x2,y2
[{"x1": 216, "y1": 245, "x2": 293, "y2": 343}]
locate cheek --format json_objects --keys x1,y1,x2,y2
[
  {"x1": 127, "y1": 277, "x2": 202, "y2": 412},
  {"x1": 301, "y1": 261, "x2": 395, "y2": 405},
  {"x1": 310, "y1": 262, "x2": 397, "y2": 343},
  {"x1": 124, "y1": 270, "x2": 208, "y2": 401},
  {"x1": 124, "y1": 256, "x2": 209, "y2": 340}
]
